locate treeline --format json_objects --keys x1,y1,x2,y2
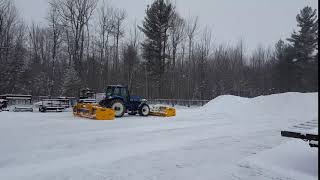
[{"x1": 0, "y1": 0, "x2": 318, "y2": 100}]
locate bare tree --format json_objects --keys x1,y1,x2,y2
[
  {"x1": 97, "y1": 0, "x2": 115, "y2": 87},
  {"x1": 168, "y1": 12, "x2": 185, "y2": 98},
  {"x1": 130, "y1": 20, "x2": 141, "y2": 49},
  {"x1": 0, "y1": 0, "x2": 18, "y2": 62},
  {"x1": 169, "y1": 12, "x2": 185, "y2": 68},
  {"x1": 112, "y1": 8, "x2": 126, "y2": 73},
  {"x1": 185, "y1": 16, "x2": 198, "y2": 98},
  {"x1": 53, "y1": 0, "x2": 97, "y2": 77},
  {"x1": 0, "y1": 0, "x2": 24, "y2": 94},
  {"x1": 196, "y1": 27, "x2": 211, "y2": 99}
]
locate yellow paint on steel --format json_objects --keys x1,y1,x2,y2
[
  {"x1": 150, "y1": 106, "x2": 176, "y2": 117},
  {"x1": 73, "y1": 103, "x2": 115, "y2": 120}
]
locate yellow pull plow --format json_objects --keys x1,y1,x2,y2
[
  {"x1": 73, "y1": 103, "x2": 115, "y2": 120},
  {"x1": 149, "y1": 105, "x2": 176, "y2": 117}
]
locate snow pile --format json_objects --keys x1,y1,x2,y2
[
  {"x1": 202, "y1": 92, "x2": 318, "y2": 120},
  {"x1": 239, "y1": 139, "x2": 318, "y2": 180},
  {"x1": 202, "y1": 95, "x2": 250, "y2": 113}
]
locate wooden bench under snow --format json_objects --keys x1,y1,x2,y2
[{"x1": 281, "y1": 119, "x2": 318, "y2": 148}]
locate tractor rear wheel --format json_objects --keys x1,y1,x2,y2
[
  {"x1": 109, "y1": 99, "x2": 126, "y2": 117},
  {"x1": 139, "y1": 104, "x2": 150, "y2": 116}
]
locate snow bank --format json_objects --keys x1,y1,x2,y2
[
  {"x1": 202, "y1": 92, "x2": 318, "y2": 120},
  {"x1": 239, "y1": 139, "x2": 318, "y2": 180}
]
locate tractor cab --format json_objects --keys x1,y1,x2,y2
[
  {"x1": 105, "y1": 85, "x2": 130, "y2": 102},
  {"x1": 99, "y1": 85, "x2": 150, "y2": 117}
]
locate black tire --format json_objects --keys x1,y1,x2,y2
[
  {"x1": 139, "y1": 104, "x2": 150, "y2": 116},
  {"x1": 99, "y1": 100, "x2": 107, "y2": 107},
  {"x1": 108, "y1": 99, "x2": 126, "y2": 117},
  {"x1": 40, "y1": 107, "x2": 46, "y2": 113},
  {"x1": 73, "y1": 106, "x2": 77, "y2": 113}
]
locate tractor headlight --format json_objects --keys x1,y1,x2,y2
[{"x1": 141, "y1": 99, "x2": 147, "y2": 102}]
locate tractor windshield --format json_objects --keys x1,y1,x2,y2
[
  {"x1": 105, "y1": 86, "x2": 125, "y2": 97},
  {"x1": 106, "y1": 87, "x2": 113, "y2": 96}
]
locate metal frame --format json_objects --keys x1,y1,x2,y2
[
  {"x1": 0, "y1": 94, "x2": 33, "y2": 112},
  {"x1": 39, "y1": 99, "x2": 70, "y2": 112},
  {"x1": 281, "y1": 120, "x2": 318, "y2": 148}
]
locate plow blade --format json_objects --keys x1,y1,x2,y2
[
  {"x1": 150, "y1": 105, "x2": 176, "y2": 117},
  {"x1": 73, "y1": 103, "x2": 115, "y2": 120}
]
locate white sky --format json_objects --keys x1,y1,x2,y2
[{"x1": 14, "y1": 0, "x2": 318, "y2": 53}]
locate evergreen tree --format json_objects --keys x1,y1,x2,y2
[
  {"x1": 287, "y1": 6, "x2": 318, "y2": 62},
  {"x1": 287, "y1": 6, "x2": 318, "y2": 91},
  {"x1": 139, "y1": 0, "x2": 174, "y2": 98}
]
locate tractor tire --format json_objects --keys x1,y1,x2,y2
[
  {"x1": 139, "y1": 104, "x2": 150, "y2": 116},
  {"x1": 39, "y1": 107, "x2": 46, "y2": 113},
  {"x1": 109, "y1": 99, "x2": 126, "y2": 117},
  {"x1": 99, "y1": 100, "x2": 107, "y2": 107}
]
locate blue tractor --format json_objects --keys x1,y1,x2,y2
[{"x1": 98, "y1": 85, "x2": 150, "y2": 117}]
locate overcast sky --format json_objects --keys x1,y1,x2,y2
[{"x1": 14, "y1": 0, "x2": 318, "y2": 53}]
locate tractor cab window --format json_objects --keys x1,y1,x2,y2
[
  {"x1": 105, "y1": 86, "x2": 128, "y2": 99},
  {"x1": 106, "y1": 88, "x2": 113, "y2": 96},
  {"x1": 120, "y1": 88, "x2": 128, "y2": 99},
  {"x1": 113, "y1": 87, "x2": 121, "y2": 96}
]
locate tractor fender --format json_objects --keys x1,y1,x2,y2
[
  {"x1": 138, "y1": 102, "x2": 150, "y2": 112},
  {"x1": 105, "y1": 97, "x2": 125, "y2": 108},
  {"x1": 99, "y1": 96, "x2": 124, "y2": 107},
  {"x1": 107, "y1": 96, "x2": 125, "y2": 102},
  {"x1": 138, "y1": 102, "x2": 149, "y2": 109}
]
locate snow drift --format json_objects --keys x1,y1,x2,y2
[{"x1": 202, "y1": 92, "x2": 317, "y2": 120}]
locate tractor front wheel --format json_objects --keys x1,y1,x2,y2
[
  {"x1": 139, "y1": 104, "x2": 150, "y2": 116},
  {"x1": 109, "y1": 100, "x2": 126, "y2": 117}
]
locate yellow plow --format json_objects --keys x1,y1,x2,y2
[
  {"x1": 73, "y1": 102, "x2": 115, "y2": 120},
  {"x1": 149, "y1": 105, "x2": 176, "y2": 117}
]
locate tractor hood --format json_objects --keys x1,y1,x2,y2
[{"x1": 130, "y1": 96, "x2": 147, "y2": 103}]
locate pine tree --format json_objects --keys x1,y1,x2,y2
[
  {"x1": 287, "y1": 6, "x2": 318, "y2": 62},
  {"x1": 286, "y1": 6, "x2": 318, "y2": 91},
  {"x1": 139, "y1": 0, "x2": 174, "y2": 98}
]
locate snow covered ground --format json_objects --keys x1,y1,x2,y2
[{"x1": 0, "y1": 92, "x2": 318, "y2": 180}]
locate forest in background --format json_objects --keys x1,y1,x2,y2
[{"x1": 0, "y1": 0, "x2": 318, "y2": 100}]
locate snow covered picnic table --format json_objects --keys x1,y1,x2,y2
[{"x1": 281, "y1": 119, "x2": 318, "y2": 147}]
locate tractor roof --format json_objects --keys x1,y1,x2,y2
[{"x1": 107, "y1": 85, "x2": 127, "y2": 88}]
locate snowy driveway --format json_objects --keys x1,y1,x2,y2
[{"x1": 0, "y1": 93, "x2": 318, "y2": 180}]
